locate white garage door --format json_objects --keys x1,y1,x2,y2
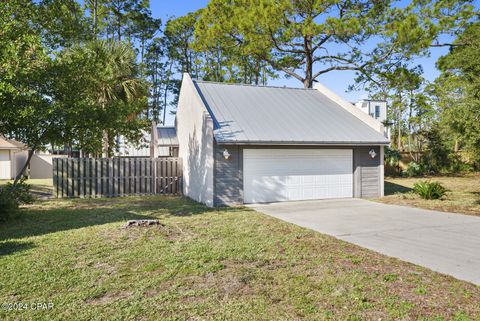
[
  {"x1": 243, "y1": 149, "x2": 353, "y2": 203},
  {"x1": 0, "y1": 150, "x2": 11, "y2": 179}
]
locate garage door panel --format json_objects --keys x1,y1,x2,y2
[
  {"x1": 244, "y1": 149, "x2": 353, "y2": 203},
  {"x1": 248, "y1": 176, "x2": 287, "y2": 203}
]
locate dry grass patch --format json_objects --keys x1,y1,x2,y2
[{"x1": 375, "y1": 173, "x2": 480, "y2": 216}]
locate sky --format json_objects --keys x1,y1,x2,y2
[{"x1": 150, "y1": 0, "x2": 453, "y2": 125}]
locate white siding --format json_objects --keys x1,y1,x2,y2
[
  {"x1": 176, "y1": 73, "x2": 214, "y2": 207},
  {"x1": 0, "y1": 150, "x2": 11, "y2": 179},
  {"x1": 30, "y1": 154, "x2": 68, "y2": 179},
  {"x1": 14, "y1": 150, "x2": 28, "y2": 178}
]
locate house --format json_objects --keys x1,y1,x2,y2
[
  {"x1": 174, "y1": 73, "x2": 389, "y2": 207},
  {"x1": 116, "y1": 126, "x2": 179, "y2": 157},
  {"x1": 0, "y1": 136, "x2": 28, "y2": 180},
  {"x1": 355, "y1": 99, "x2": 391, "y2": 139},
  {"x1": 355, "y1": 99, "x2": 387, "y2": 122}
]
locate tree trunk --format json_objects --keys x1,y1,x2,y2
[
  {"x1": 162, "y1": 61, "x2": 174, "y2": 126},
  {"x1": 397, "y1": 120, "x2": 401, "y2": 151},
  {"x1": 102, "y1": 130, "x2": 109, "y2": 157},
  {"x1": 303, "y1": 36, "x2": 313, "y2": 88},
  {"x1": 92, "y1": 0, "x2": 98, "y2": 38},
  {"x1": 184, "y1": 48, "x2": 190, "y2": 73},
  {"x1": 407, "y1": 93, "x2": 414, "y2": 160},
  {"x1": 14, "y1": 148, "x2": 35, "y2": 184},
  {"x1": 140, "y1": 37, "x2": 145, "y2": 64}
]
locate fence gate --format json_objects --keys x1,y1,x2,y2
[{"x1": 53, "y1": 157, "x2": 183, "y2": 198}]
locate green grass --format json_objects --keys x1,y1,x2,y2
[
  {"x1": 1, "y1": 196, "x2": 479, "y2": 320},
  {"x1": 0, "y1": 179, "x2": 53, "y2": 198},
  {"x1": 376, "y1": 173, "x2": 480, "y2": 216}
]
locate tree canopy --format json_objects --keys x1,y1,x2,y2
[
  {"x1": 0, "y1": 0, "x2": 151, "y2": 179},
  {"x1": 194, "y1": 0, "x2": 476, "y2": 88},
  {"x1": 434, "y1": 22, "x2": 480, "y2": 165}
]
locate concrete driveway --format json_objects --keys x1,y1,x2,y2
[{"x1": 250, "y1": 199, "x2": 480, "y2": 285}]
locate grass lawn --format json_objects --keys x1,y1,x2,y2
[
  {"x1": 0, "y1": 179, "x2": 53, "y2": 198},
  {"x1": 0, "y1": 197, "x2": 479, "y2": 320},
  {"x1": 375, "y1": 172, "x2": 480, "y2": 217}
]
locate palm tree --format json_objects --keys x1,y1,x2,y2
[{"x1": 70, "y1": 40, "x2": 147, "y2": 156}]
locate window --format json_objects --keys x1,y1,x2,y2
[
  {"x1": 375, "y1": 105, "x2": 381, "y2": 119},
  {"x1": 169, "y1": 146, "x2": 179, "y2": 157}
]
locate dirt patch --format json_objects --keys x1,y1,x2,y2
[
  {"x1": 123, "y1": 220, "x2": 163, "y2": 228},
  {"x1": 179, "y1": 263, "x2": 258, "y2": 301}
]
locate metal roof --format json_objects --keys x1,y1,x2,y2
[
  {"x1": 193, "y1": 80, "x2": 389, "y2": 145},
  {"x1": 157, "y1": 127, "x2": 178, "y2": 146}
]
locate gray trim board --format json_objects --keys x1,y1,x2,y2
[
  {"x1": 213, "y1": 144, "x2": 243, "y2": 206},
  {"x1": 353, "y1": 146, "x2": 381, "y2": 198}
]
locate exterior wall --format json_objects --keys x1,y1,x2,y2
[
  {"x1": 177, "y1": 73, "x2": 215, "y2": 207},
  {"x1": 213, "y1": 144, "x2": 243, "y2": 206},
  {"x1": 14, "y1": 150, "x2": 28, "y2": 178},
  {"x1": 115, "y1": 131, "x2": 150, "y2": 157},
  {"x1": 353, "y1": 146, "x2": 381, "y2": 198},
  {"x1": 30, "y1": 154, "x2": 68, "y2": 179},
  {"x1": 355, "y1": 100, "x2": 390, "y2": 140},
  {"x1": 355, "y1": 100, "x2": 387, "y2": 122},
  {"x1": 380, "y1": 145, "x2": 384, "y2": 197},
  {"x1": 0, "y1": 150, "x2": 11, "y2": 179},
  {"x1": 214, "y1": 145, "x2": 383, "y2": 206}
]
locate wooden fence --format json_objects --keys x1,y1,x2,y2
[{"x1": 53, "y1": 157, "x2": 182, "y2": 198}]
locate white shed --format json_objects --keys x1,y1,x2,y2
[{"x1": 0, "y1": 136, "x2": 28, "y2": 180}]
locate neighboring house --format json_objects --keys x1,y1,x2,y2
[
  {"x1": 0, "y1": 136, "x2": 28, "y2": 180},
  {"x1": 174, "y1": 73, "x2": 389, "y2": 207},
  {"x1": 355, "y1": 99, "x2": 391, "y2": 140},
  {"x1": 155, "y1": 127, "x2": 179, "y2": 157},
  {"x1": 116, "y1": 127, "x2": 179, "y2": 157}
]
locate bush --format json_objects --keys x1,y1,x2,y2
[
  {"x1": 447, "y1": 153, "x2": 473, "y2": 173},
  {"x1": 0, "y1": 179, "x2": 34, "y2": 222},
  {"x1": 413, "y1": 181, "x2": 448, "y2": 200},
  {"x1": 403, "y1": 161, "x2": 426, "y2": 177},
  {"x1": 385, "y1": 147, "x2": 401, "y2": 167}
]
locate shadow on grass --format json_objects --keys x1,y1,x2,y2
[
  {"x1": 0, "y1": 196, "x2": 246, "y2": 241},
  {"x1": 31, "y1": 184, "x2": 54, "y2": 199},
  {"x1": 384, "y1": 181, "x2": 413, "y2": 196},
  {"x1": 473, "y1": 192, "x2": 480, "y2": 205},
  {"x1": 0, "y1": 241, "x2": 35, "y2": 256}
]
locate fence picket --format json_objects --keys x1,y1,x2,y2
[{"x1": 52, "y1": 157, "x2": 182, "y2": 198}]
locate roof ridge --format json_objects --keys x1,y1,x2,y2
[{"x1": 193, "y1": 79, "x2": 315, "y2": 90}]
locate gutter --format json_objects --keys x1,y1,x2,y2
[{"x1": 215, "y1": 140, "x2": 390, "y2": 146}]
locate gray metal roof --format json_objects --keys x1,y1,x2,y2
[
  {"x1": 157, "y1": 127, "x2": 178, "y2": 146},
  {"x1": 193, "y1": 80, "x2": 389, "y2": 145}
]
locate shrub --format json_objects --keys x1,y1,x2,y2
[
  {"x1": 0, "y1": 178, "x2": 34, "y2": 222},
  {"x1": 447, "y1": 153, "x2": 473, "y2": 173},
  {"x1": 413, "y1": 181, "x2": 448, "y2": 200},
  {"x1": 385, "y1": 147, "x2": 401, "y2": 167},
  {"x1": 403, "y1": 161, "x2": 426, "y2": 177}
]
